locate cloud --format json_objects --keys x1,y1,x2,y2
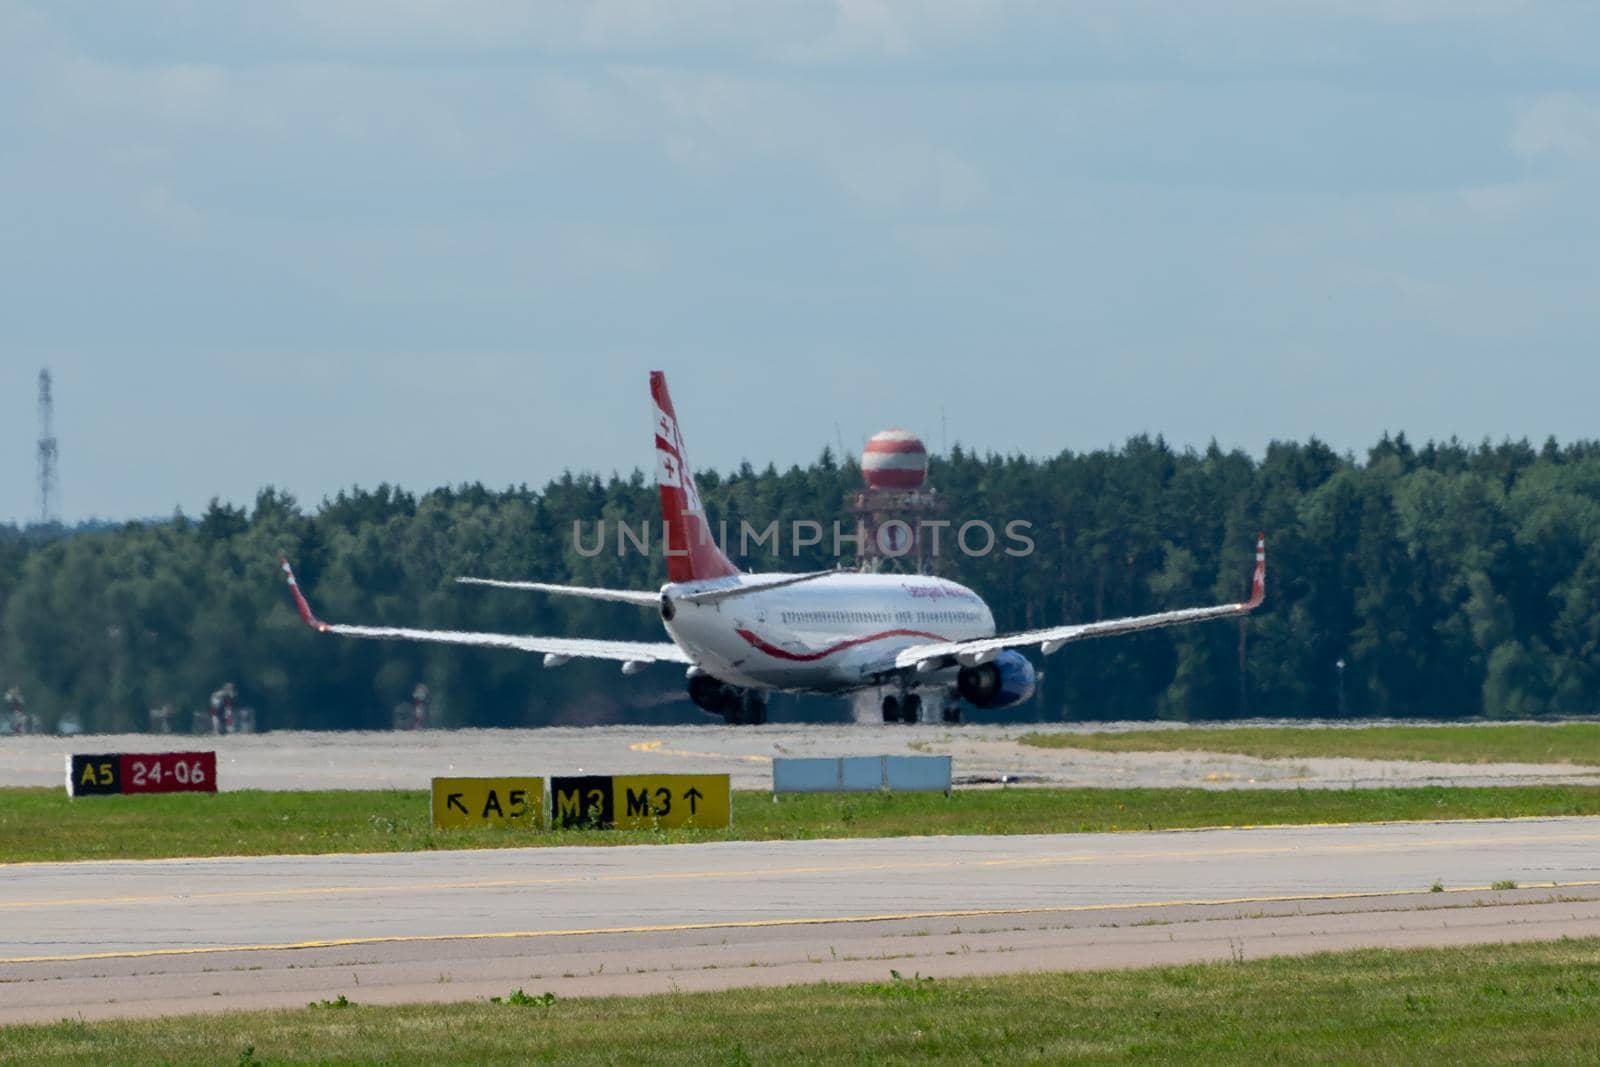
[
  {"x1": 1456, "y1": 181, "x2": 1550, "y2": 221},
  {"x1": 600, "y1": 67, "x2": 991, "y2": 213},
  {"x1": 5, "y1": 0, "x2": 1600, "y2": 523},
  {"x1": 1513, "y1": 94, "x2": 1600, "y2": 164}
]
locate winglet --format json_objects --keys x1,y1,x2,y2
[
  {"x1": 1244, "y1": 533, "x2": 1266, "y2": 610},
  {"x1": 280, "y1": 557, "x2": 331, "y2": 633}
]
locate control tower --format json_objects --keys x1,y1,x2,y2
[{"x1": 848, "y1": 429, "x2": 944, "y2": 572}]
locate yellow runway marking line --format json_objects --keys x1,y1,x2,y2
[
  {"x1": 4, "y1": 881, "x2": 1596, "y2": 966},
  {"x1": 974, "y1": 829, "x2": 1600, "y2": 868},
  {"x1": 6, "y1": 830, "x2": 1600, "y2": 912},
  {"x1": 629, "y1": 739, "x2": 771, "y2": 764},
  {"x1": 0, "y1": 859, "x2": 962, "y2": 911}
]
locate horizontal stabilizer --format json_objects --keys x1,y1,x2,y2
[
  {"x1": 675, "y1": 568, "x2": 842, "y2": 606},
  {"x1": 456, "y1": 577, "x2": 659, "y2": 607}
]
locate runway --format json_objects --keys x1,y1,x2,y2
[{"x1": 3, "y1": 817, "x2": 1599, "y2": 1022}]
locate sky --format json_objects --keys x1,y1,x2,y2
[{"x1": 3, "y1": 1, "x2": 1598, "y2": 524}]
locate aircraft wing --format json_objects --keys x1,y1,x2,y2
[
  {"x1": 893, "y1": 535, "x2": 1266, "y2": 671},
  {"x1": 456, "y1": 577, "x2": 659, "y2": 607},
  {"x1": 281, "y1": 560, "x2": 690, "y2": 667}
]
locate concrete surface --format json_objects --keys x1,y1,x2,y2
[
  {"x1": 3, "y1": 817, "x2": 1598, "y2": 1022},
  {"x1": 4, "y1": 723, "x2": 1599, "y2": 792}
]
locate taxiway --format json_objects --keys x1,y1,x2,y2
[{"x1": 3, "y1": 816, "x2": 1598, "y2": 1022}]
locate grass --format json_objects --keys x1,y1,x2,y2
[
  {"x1": 1020, "y1": 722, "x2": 1600, "y2": 766},
  {"x1": 3, "y1": 939, "x2": 1599, "y2": 1064},
  {"x1": 6, "y1": 783, "x2": 1600, "y2": 863}
]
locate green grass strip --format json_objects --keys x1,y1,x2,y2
[
  {"x1": 1020, "y1": 723, "x2": 1600, "y2": 766},
  {"x1": 6, "y1": 784, "x2": 1600, "y2": 863},
  {"x1": 4, "y1": 939, "x2": 1599, "y2": 1065}
]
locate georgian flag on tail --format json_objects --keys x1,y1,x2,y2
[{"x1": 651, "y1": 371, "x2": 740, "y2": 584}]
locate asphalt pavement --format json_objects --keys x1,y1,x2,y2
[{"x1": 3, "y1": 816, "x2": 1598, "y2": 1022}]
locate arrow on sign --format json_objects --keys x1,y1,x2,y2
[
  {"x1": 684, "y1": 787, "x2": 702, "y2": 814},
  {"x1": 447, "y1": 793, "x2": 468, "y2": 815}
]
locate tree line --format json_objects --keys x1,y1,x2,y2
[{"x1": 3, "y1": 431, "x2": 1599, "y2": 732}]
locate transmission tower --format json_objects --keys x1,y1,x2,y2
[{"x1": 37, "y1": 369, "x2": 59, "y2": 525}]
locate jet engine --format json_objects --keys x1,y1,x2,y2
[
  {"x1": 688, "y1": 671, "x2": 738, "y2": 715},
  {"x1": 956, "y1": 650, "x2": 1037, "y2": 709},
  {"x1": 687, "y1": 670, "x2": 768, "y2": 725}
]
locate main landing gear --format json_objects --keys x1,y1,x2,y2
[
  {"x1": 881, "y1": 693, "x2": 922, "y2": 724},
  {"x1": 882, "y1": 691, "x2": 963, "y2": 725}
]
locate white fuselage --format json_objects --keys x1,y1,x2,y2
[{"x1": 660, "y1": 572, "x2": 996, "y2": 692}]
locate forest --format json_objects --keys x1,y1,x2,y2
[{"x1": 3, "y1": 431, "x2": 1599, "y2": 733}]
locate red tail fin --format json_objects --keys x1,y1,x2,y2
[
  {"x1": 1246, "y1": 533, "x2": 1266, "y2": 609},
  {"x1": 652, "y1": 371, "x2": 740, "y2": 584}
]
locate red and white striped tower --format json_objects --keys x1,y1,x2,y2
[
  {"x1": 861, "y1": 429, "x2": 928, "y2": 491},
  {"x1": 850, "y1": 429, "x2": 943, "y2": 572}
]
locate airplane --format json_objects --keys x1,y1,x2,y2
[{"x1": 281, "y1": 371, "x2": 1266, "y2": 725}]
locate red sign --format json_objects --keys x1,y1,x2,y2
[{"x1": 118, "y1": 751, "x2": 217, "y2": 794}]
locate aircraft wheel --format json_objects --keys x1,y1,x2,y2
[
  {"x1": 902, "y1": 694, "x2": 922, "y2": 724},
  {"x1": 747, "y1": 697, "x2": 768, "y2": 725},
  {"x1": 942, "y1": 704, "x2": 962, "y2": 725},
  {"x1": 881, "y1": 695, "x2": 900, "y2": 723}
]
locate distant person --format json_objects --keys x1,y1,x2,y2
[
  {"x1": 5, "y1": 687, "x2": 24, "y2": 736},
  {"x1": 412, "y1": 683, "x2": 430, "y2": 730},
  {"x1": 208, "y1": 684, "x2": 237, "y2": 734}
]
